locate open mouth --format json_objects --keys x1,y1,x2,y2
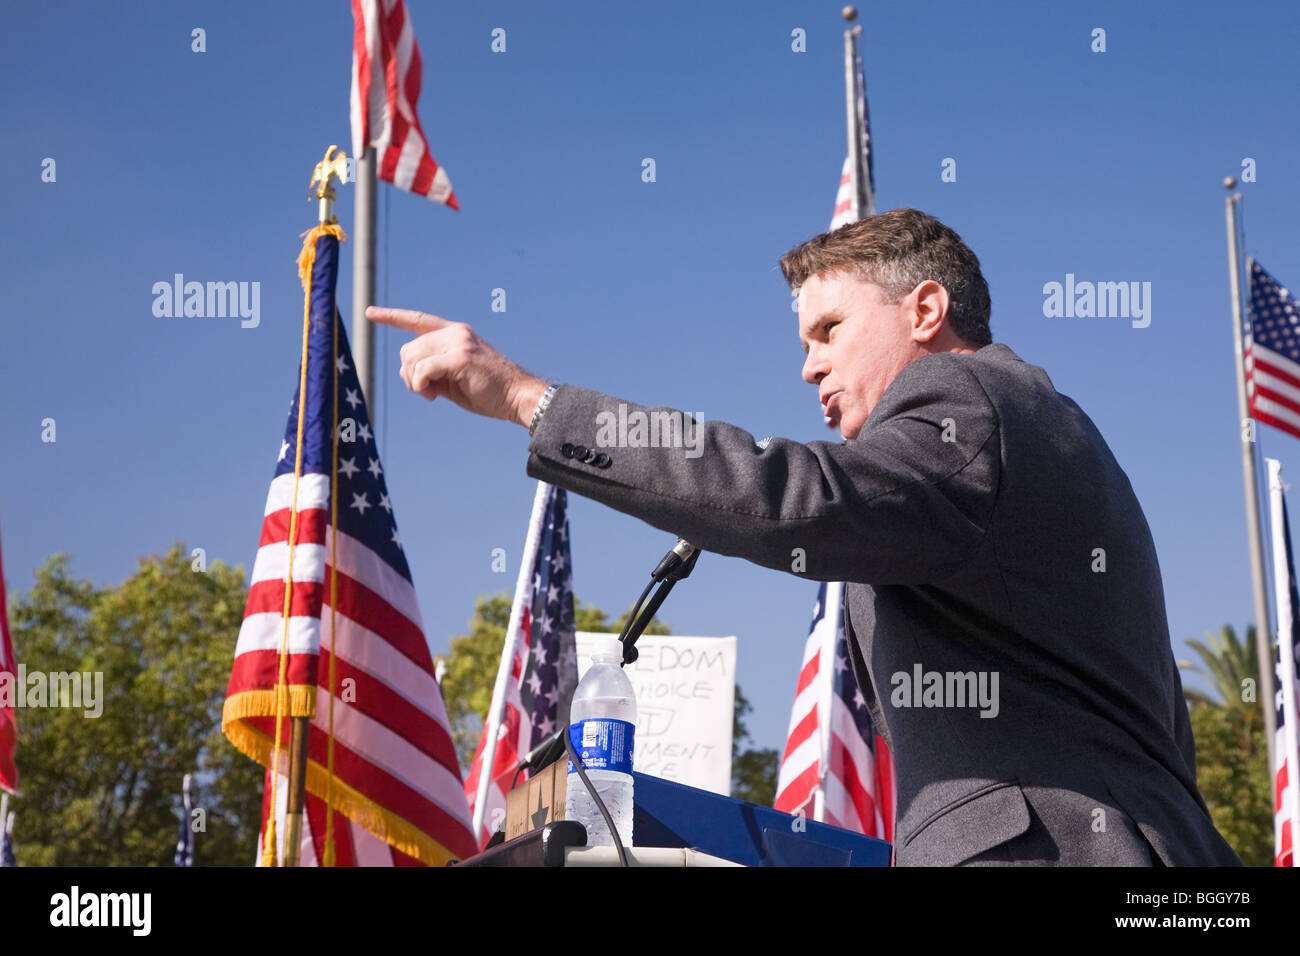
[{"x1": 821, "y1": 391, "x2": 842, "y2": 425}]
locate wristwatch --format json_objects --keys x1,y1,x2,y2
[{"x1": 528, "y1": 384, "x2": 559, "y2": 435}]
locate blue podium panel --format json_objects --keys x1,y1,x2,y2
[{"x1": 631, "y1": 772, "x2": 892, "y2": 867}]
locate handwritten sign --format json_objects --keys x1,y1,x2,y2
[{"x1": 576, "y1": 632, "x2": 736, "y2": 795}]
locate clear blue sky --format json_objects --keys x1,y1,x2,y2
[{"x1": 3, "y1": 0, "x2": 1299, "y2": 758}]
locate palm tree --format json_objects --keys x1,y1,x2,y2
[
  {"x1": 1178, "y1": 624, "x2": 1275, "y2": 863},
  {"x1": 1178, "y1": 624, "x2": 1266, "y2": 743}
]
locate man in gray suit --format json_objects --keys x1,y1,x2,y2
[{"x1": 369, "y1": 208, "x2": 1241, "y2": 866}]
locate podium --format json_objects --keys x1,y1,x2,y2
[{"x1": 453, "y1": 771, "x2": 892, "y2": 867}]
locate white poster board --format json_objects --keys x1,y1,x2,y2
[{"x1": 576, "y1": 632, "x2": 736, "y2": 795}]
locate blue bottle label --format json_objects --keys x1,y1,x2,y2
[{"x1": 567, "y1": 718, "x2": 635, "y2": 775}]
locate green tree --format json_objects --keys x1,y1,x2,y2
[
  {"x1": 731, "y1": 685, "x2": 779, "y2": 805},
  {"x1": 438, "y1": 591, "x2": 667, "y2": 771},
  {"x1": 1180, "y1": 624, "x2": 1265, "y2": 736},
  {"x1": 5, "y1": 545, "x2": 263, "y2": 865},
  {"x1": 437, "y1": 591, "x2": 778, "y2": 805},
  {"x1": 1187, "y1": 702, "x2": 1272, "y2": 866},
  {"x1": 1177, "y1": 624, "x2": 1272, "y2": 865}
]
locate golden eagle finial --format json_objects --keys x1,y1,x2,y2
[{"x1": 309, "y1": 145, "x2": 349, "y2": 222}]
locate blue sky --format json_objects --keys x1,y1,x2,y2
[{"x1": 3, "y1": 0, "x2": 1299, "y2": 759}]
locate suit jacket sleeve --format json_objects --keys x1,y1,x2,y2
[{"x1": 525, "y1": 353, "x2": 1002, "y2": 586}]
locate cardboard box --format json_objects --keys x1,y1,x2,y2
[{"x1": 504, "y1": 759, "x2": 569, "y2": 841}]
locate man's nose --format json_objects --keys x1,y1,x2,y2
[{"x1": 802, "y1": 347, "x2": 828, "y2": 385}]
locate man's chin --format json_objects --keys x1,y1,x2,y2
[{"x1": 825, "y1": 409, "x2": 861, "y2": 439}]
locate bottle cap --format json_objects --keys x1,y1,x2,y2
[{"x1": 591, "y1": 635, "x2": 624, "y2": 662}]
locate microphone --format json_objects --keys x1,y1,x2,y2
[
  {"x1": 516, "y1": 538, "x2": 705, "y2": 777},
  {"x1": 650, "y1": 537, "x2": 700, "y2": 582},
  {"x1": 517, "y1": 729, "x2": 566, "y2": 773}
]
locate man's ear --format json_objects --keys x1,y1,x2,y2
[{"x1": 911, "y1": 280, "x2": 950, "y2": 344}]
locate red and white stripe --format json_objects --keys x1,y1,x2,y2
[
  {"x1": 1275, "y1": 726, "x2": 1295, "y2": 867},
  {"x1": 823, "y1": 689, "x2": 882, "y2": 834},
  {"x1": 774, "y1": 619, "x2": 824, "y2": 815},
  {"x1": 461, "y1": 605, "x2": 532, "y2": 848},
  {"x1": 830, "y1": 156, "x2": 856, "y2": 231},
  {"x1": 351, "y1": 0, "x2": 458, "y2": 208},
  {"x1": 231, "y1": 472, "x2": 476, "y2": 865},
  {"x1": 774, "y1": 583, "x2": 893, "y2": 841},
  {"x1": 1247, "y1": 337, "x2": 1300, "y2": 443}
]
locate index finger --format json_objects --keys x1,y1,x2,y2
[{"x1": 365, "y1": 306, "x2": 450, "y2": 335}]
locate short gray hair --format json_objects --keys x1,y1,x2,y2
[{"x1": 779, "y1": 207, "x2": 993, "y2": 348}]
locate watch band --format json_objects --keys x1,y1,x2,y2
[{"x1": 528, "y1": 384, "x2": 559, "y2": 435}]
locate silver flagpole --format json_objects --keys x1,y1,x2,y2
[
  {"x1": 1225, "y1": 177, "x2": 1277, "y2": 771},
  {"x1": 814, "y1": 5, "x2": 866, "y2": 827},
  {"x1": 352, "y1": 147, "x2": 378, "y2": 408},
  {"x1": 842, "y1": 8, "x2": 863, "y2": 223},
  {"x1": 813, "y1": 582, "x2": 844, "y2": 825},
  {"x1": 182, "y1": 773, "x2": 193, "y2": 865}
]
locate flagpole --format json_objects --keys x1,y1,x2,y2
[
  {"x1": 1225, "y1": 177, "x2": 1277, "y2": 771},
  {"x1": 842, "y1": 8, "x2": 863, "y2": 223},
  {"x1": 182, "y1": 772, "x2": 193, "y2": 865},
  {"x1": 1266, "y1": 459, "x2": 1300, "y2": 857},
  {"x1": 275, "y1": 148, "x2": 352, "y2": 867},
  {"x1": 352, "y1": 147, "x2": 378, "y2": 407},
  {"x1": 0, "y1": 792, "x2": 12, "y2": 865},
  {"x1": 813, "y1": 582, "x2": 843, "y2": 824},
  {"x1": 471, "y1": 481, "x2": 551, "y2": 841},
  {"x1": 816, "y1": 4, "x2": 863, "y2": 825}
]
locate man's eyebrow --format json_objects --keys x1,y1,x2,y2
[{"x1": 799, "y1": 309, "x2": 848, "y2": 353}]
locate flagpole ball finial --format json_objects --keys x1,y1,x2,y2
[
  {"x1": 843, "y1": 6, "x2": 858, "y2": 21},
  {"x1": 1223, "y1": 176, "x2": 1237, "y2": 190}
]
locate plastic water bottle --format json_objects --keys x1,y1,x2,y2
[{"x1": 565, "y1": 635, "x2": 636, "y2": 848}]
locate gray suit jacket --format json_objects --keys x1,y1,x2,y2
[{"x1": 525, "y1": 343, "x2": 1241, "y2": 866}]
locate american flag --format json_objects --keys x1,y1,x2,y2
[
  {"x1": 0, "y1": 524, "x2": 16, "y2": 795},
  {"x1": 1246, "y1": 260, "x2": 1300, "y2": 442},
  {"x1": 829, "y1": 26, "x2": 875, "y2": 230},
  {"x1": 173, "y1": 774, "x2": 194, "y2": 867},
  {"x1": 351, "y1": 0, "x2": 458, "y2": 209},
  {"x1": 775, "y1": 582, "x2": 894, "y2": 841},
  {"x1": 223, "y1": 226, "x2": 476, "y2": 866},
  {"x1": 463, "y1": 483, "x2": 578, "y2": 848},
  {"x1": 1268, "y1": 463, "x2": 1300, "y2": 867}
]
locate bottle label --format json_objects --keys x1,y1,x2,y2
[{"x1": 567, "y1": 718, "x2": 634, "y2": 775}]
